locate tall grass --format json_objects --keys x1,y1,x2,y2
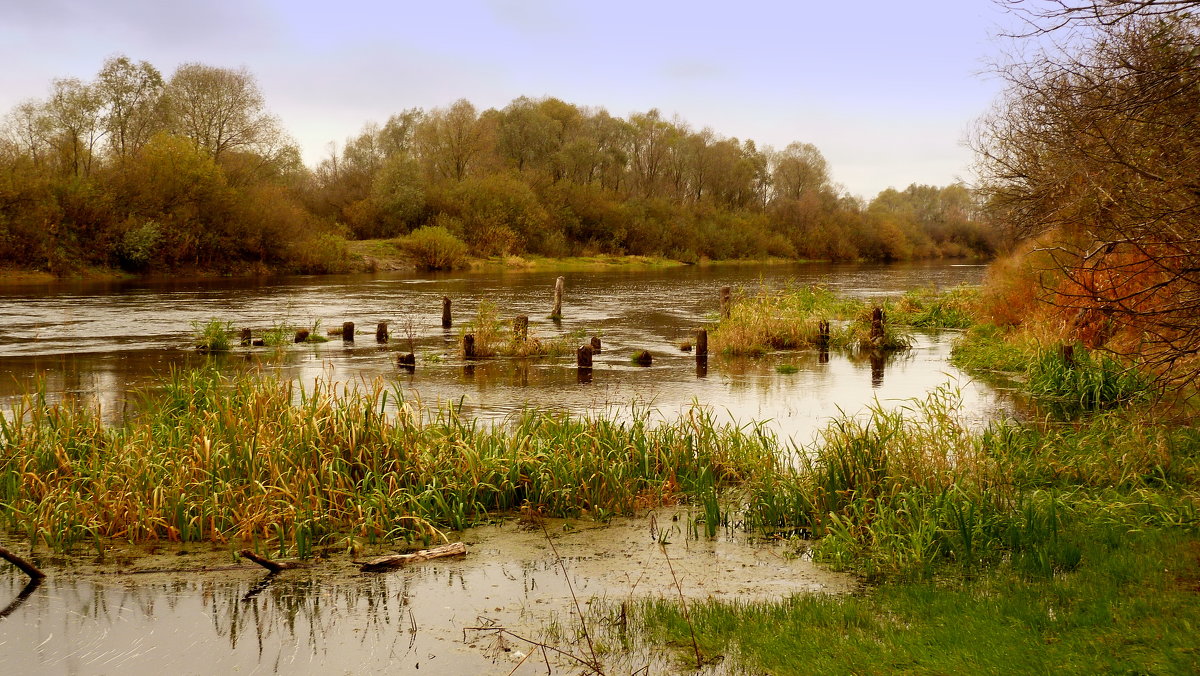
[
  {"x1": 191, "y1": 318, "x2": 233, "y2": 352},
  {"x1": 0, "y1": 368, "x2": 776, "y2": 554},
  {"x1": 460, "y1": 300, "x2": 580, "y2": 358},
  {"x1": 1027, "y1": 345, "x2": 1153, "y2": 412}
]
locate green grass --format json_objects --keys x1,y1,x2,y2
[
  {"x1": 191, "y1": 318, "x2": 232, "y2": 352},
  {"x1": 639, "y1": 530, "x2": 1200, "y2": 674},
  {"x1": 459, "y1": 300, "x2": 581, "y2": 358}
]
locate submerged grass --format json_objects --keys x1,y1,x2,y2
[{"x1": 0, "y1": 368, "x2": 777, "y2": 554}]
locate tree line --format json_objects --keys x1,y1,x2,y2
[{"x1": 1, "y1": 56, "x2": 997, "y2": 275}]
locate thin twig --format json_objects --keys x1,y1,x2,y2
[{"x1": 660, "y1": 543, "x2": 703, "y2": 668}]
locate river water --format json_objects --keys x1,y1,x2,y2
[{"x1": 0, "y1": 261, "x2": 1003, "y2": 675}]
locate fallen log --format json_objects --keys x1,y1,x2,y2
[
  {"x1": 0, "y1": 545, "x2": 45, "y2": 580},
  {"x1": 238, "y1": 549, "x2": 305, "y2": 573},
  {"x1": 356, "y1": 542, "x2": 467, "y2": 572}
]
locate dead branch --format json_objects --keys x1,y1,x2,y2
[{"x1": 356, "y1": 541, "x2": 466, "y2": 572}]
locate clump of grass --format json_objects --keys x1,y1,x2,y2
[
  {"x1": 459, "y1": 301, "x2": 579, "y2": 358},
  {"x1": 1027, "y1": 345, "x2": 1152, "y2": 413},
  {"x1": 775, "y1": 364, "x2": 799, "y2": 374},
  {"x1": 711, "y1": 285, "x2": 854, "y2": 356},
  {"x1": 888, "y1": 284, "x2": 979, "y2": 329},
  {"x1": 191, "y1": 318, "x2": 233, "y2": 352}
]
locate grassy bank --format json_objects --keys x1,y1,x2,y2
[{"x1": 637, "y1": 319, "x2": 1200, "y2": 673}]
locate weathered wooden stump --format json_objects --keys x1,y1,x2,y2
[
  {"x1": 294, "y1": 329, "x2": 309, "y2": 343},
  {"x1": 720, "y1": 286, "x2": 732, "y2": 319},
  {"x1": 513, "y1": 315, "x2": 529, "y2": 342},
  {"x1": 397, "y1": 353, "x2": 415, "y2": 370},
  {"x1": 343, "y1": 321, "x2": 355, "y2": 342},
  {"x1": 551, "y1": 276, "x2": 564, "y2": 319},
  {"x1": 632, "y1": 350, "x2": 653, "y2": 366},
  {"x1": 463, "y1": 334, "x2": 476, "y2": 360},
  {"x1": 442, "y1": 296, "x2": 452, "y2": 328},
  {"x1": 577, "y1": 344, "x2": 593, "y2": 367},
  {"x1": 376, "y1": 322, "x2": 389, "y2": 343},
  {"x1": 695, "y1": 328, "x2": 708, "y2": 357},
  {"x1": 590, "y1": 336, "x2": 602, "y2": 353},
  {"x1": 240, "y1": 328, "x2": 252, "y2": 346},
  {"x1": 1061, "y1": 343, "x2": 1075, "y2": 367},
  {"x1": 818, "y1": 320, "x2": 830, "y2": 346},
  {"x1": 252, "y1": 338, "x2": 265, "y2": 347}
]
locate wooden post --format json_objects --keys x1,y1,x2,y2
[
  {"x1": 551, "y1": 276, "x2": 564, "y2": 319},
  {"x1": 513, "y1": 315, "x2": 529, "y2": 342},
  {"x1": 577, "y1": 344, "x2": 593, "y2": 367},
  {"x1": 343, "y1": 321, "x2": 355, "y2": 342},
  {"x1": 695, "y1": 328, "x2": 708, "y2": 357},
  {"x1": 0, "y1": 545, "x2": 45, "y2": 581},
  {"x1": 1061, "y1": 344, "x2": 1075, "y2": 367},
  {"x1": 240, "y1": 328, "x2": 252, "y2": 346},
  {"x1": 818, "y1": 320, "x2": 830, "y2": 346},
  {"x1": 294, "y1": 329, "x2": 309, "y2": 343},
  {"x1": 632, "y1": 350, "x2": 653, "y2": 366},
  {"x1": 590, "y1": 336, "x2": 602, "y2": 353},
  {"x1": 397, "y1": 353, "x2": 416, "y2": 370},
  {"x1": 870, "y1": 308, "x2": 884, "y2": 345},
  {"x1": 719, "y1": 286, "x2": 732, "y2": 319},
  {"x1": 463, "y1": 334, "x2": 476, "y2": 360},
  {"x1": 442, "y1": 296, "x2": 452, "y2": 328},
  {"x1": 376, "y1": 322, "x2": 389, "y2": 343}
]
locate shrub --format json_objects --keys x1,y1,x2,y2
[{"x1": 397, "y1": 225, "x2": 469, "y2": 270}]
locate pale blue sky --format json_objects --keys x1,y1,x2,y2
[{"x1": 0, "y1": 0, "x2": 1020, "y2": 198}]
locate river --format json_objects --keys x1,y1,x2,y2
[{"x1": 1, "y1": 261, "x2": 1005, "y2": 675}]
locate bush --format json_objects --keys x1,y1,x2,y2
[{"x1": 397, "y1": 225, "x2": 469, "y2": 270}]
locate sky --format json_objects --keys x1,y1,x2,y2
[{"x1": 0, "y1": 0, "x2": 1022, "y2": 199}]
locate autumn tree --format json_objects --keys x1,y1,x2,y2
[{"x1": 978, "y1": 2, "x2": 1200, "y2": 385}]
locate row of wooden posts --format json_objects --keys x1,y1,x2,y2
[{"x1": 234, "y1": 281, "x2": 876, "y2": 371}]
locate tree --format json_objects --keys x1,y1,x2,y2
[
  {"x1": 164, "y1": 63, "x2": 286, "y2": 162},
  {"x1": 96, "y1": 55, "x2": 165, "y2": 160},
  {"x1": 415, "y1": 99, "x2": 491, "y2": 182},
  {"x1": 44, "y1": 77, "x2": 106, "y2": 178},
  {"x1": 977, "y1": 4, "x2": 1200, "y2": 386}
]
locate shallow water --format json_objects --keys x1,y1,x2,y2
[
  {"x1": 0, "y1": 261, "x2": 999, "y2": 443},
  {"x1": 0, "y1": 261, "x2": 1003, "y2": 674},
  {"x1": 2, "y1": 511, "x2": 852, "y2": 675}
]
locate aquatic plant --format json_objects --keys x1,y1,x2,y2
[{"x1": 191, "y1": 318, "x2": 233, "y2": 352}]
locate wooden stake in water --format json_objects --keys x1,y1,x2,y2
[
  {"x1": 343, "y1": 321, "x2": 355, "y2": 342},
  {"x1": 590, "y1": 336, "x2": 602, "y2": 353},
  {"x1": 442, "y1": 296, "x2": 452, "y2": 328},
  {"x1": 695, "y1": 328, "x2": 708, "y2": 357},
  {"x1": 551, "y1": 276, "x2": 564, "y2": 319},
  {"x1": 719, "y1": 286, "x2": 732, "y2": 319},
  {"x1": 294, "y1": 330, "x2": 309, "y2": 343},
  {"x1": 240, "y1": 328, "x2": 252, "y2": 346},
  {"x1": 577, "y1": 344, "x2": 593, "y2": 367},
  {"x1": 870, "y1": 308, "x2": 884, "y2": 345},
  {"x1": 376, "y1": 322, "x2": 389, "y2": 343},
  {"x1": 463, "y1": 334, "x2": 476, "y2": 360}
]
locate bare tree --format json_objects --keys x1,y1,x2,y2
[{"x1": 976, "y1": 5, "x2": 1200, "y2": 386}]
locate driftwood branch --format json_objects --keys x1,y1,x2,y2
[
  {"x1": 237, "y1": 549, "x2": 305, "y2": 573},
  {"x1": 0, "y1": 545, "x2": 45, "y2": 581},
  {"x1": 356, "y1": 542, "x2": 467, "y2": 572}
]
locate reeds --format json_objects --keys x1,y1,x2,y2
[{"x1": 0, "y1": 368, "x2": 778, "y2": 554}]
